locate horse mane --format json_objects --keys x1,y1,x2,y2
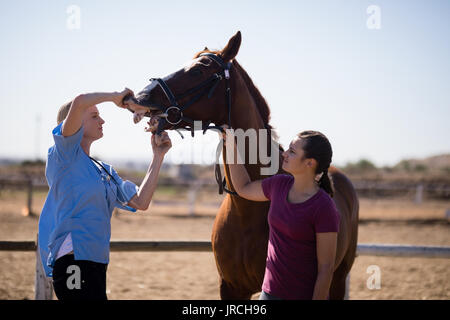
[
  {"x1": 195, "y1": 48, "x2": 284, "y2": 168},
  {"x1": 231, "y1": 60, "x2": 273, "y2": 129},
  {"x1": 194, "y1": 49, "x2": 279, "y2": 141}
]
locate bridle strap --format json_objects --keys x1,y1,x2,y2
[
  {"x1": 199, "y1": 53, "x2": 231, "y2": 70},
  {"x1": 198, "y1": 54, "x2": 236, "y2": 195},
  {"x1": 149, "y1": 78, "x2": 178, "y2": 108},
  {"x1": 134, "y1": 53, "x2": 238, "y2": 196},
  {"x1": 176, "y1": 73, "x2": 222, "y2": 101}
]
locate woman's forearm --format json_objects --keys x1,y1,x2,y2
[
  {"x1": 134, "y1": 155, "x2": 164, "y2": 210},
  {"x1": 222, "y1": 131, "x2": 267, "y2": 201},
  {"x1": 228, "y1": 163, "x2": 252, "y2": 194},
  {"x1": 63, "y1": 92, "x2": 119, "y2": 136},
  {"x1": 73, "y1": 92, "x2": 118, "y2": 110},
  {"x1": 72, "y1": 88, "x2": 131, "y2": 112},
  {"x1": 312, "y1": 267, "x2": 334, "y2": 300},
  {"x1": 225, "y1": 138, "x2": 251, "y2": 193}
]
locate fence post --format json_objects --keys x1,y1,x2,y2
[
  {"x1": 35, "y1": 235, "x2": 53, "y2": 300},
  {"x1": 22, "y1": 179, "x2": 33, "y2": 217},
  {"x1": 344, "y1": 272, "x2": 350, "y2": 300},
  {"x1": 414, "y1": 184, "x2": 423, "y2": 204},
  {"x1": 187, "y1": 182, "x2": 201, "y2": 216}
]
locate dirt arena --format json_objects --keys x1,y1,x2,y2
[{"x1": 0, "y1": 188, "x2": 449, "y2": 300}]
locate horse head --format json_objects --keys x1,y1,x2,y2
[{"x1": 126, "y1": 31, "x2": 242, "y2": 136}]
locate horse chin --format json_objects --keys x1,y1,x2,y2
[{"x1": 144, "y1": 112, "x2": 165, "y2": 133}]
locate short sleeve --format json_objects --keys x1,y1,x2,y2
[
  {"x1": 261, "y1": 174, "x2": 290, "y2": 201},
  {"x1": 313, "y1": 198, "x2": 340, "y2": 233},
  {"x1": 51, "y1": 121, "x2": 83, "y2": 162},
  {"x1": 111, "y1": 168, "x2": 139, "y2": 212},
  {"x1": 261, "y1": 176, "x2": 275, "y2": 200}
]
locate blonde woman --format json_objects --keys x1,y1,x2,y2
[{"x1": 38, "y1": 89, "x2": 171, "y2": 300}]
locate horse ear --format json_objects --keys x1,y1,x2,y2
[
  {"x1": 220, "y1": 31, "x2": 241, "y2": 62},
  {"x1": 204, "y1": 46, "x2": 209, "y2": 51}
]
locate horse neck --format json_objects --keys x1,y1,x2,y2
[{"x1": 224, "y1": 73, "x2": 283, "y2": 184}]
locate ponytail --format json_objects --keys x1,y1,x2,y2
[{"x1": 319, "y1": 169, "x2": 334, "y2": 197}]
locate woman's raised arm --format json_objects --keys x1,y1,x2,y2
[
  {"x1": 62, "y1": 89, "x2": 133, "y2": 137},
  {"x1": 222, "y1": 127, "x2": 268, "y2": 202},
  {"x1": 127, "y1": 132, "x2": 172, "y2": 211}
]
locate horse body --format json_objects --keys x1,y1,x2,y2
[{"x1": 130, "y1": 31, "x2": 359, "y2": 300}]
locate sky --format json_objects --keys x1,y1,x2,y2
[{"x1": 0, "y1": 0, "x2": 449, "y2": 168}]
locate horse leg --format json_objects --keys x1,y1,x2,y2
[
  {"x1": 219, "y1": 278, "x2": 252, "y2": 300},
  {"x1": 329, "y1": 240, "x2": 357, "y2": 300},
  {"x1": 329, "y1": 261, "x2": 349, "y2": 300}
]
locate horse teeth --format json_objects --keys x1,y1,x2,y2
[
  {"x1": 145, "y1": 123, "x2": 158, "y2": 133},
  {"x1": 144, "y1": 116, "x2": 160, "y2": 132},
  {"x1": 133, "y1": 110, "x2": 146, "y2": 124}
]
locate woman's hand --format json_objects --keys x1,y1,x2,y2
[
  {"x1": 151, "y1": 131, "x2": 172, "y2": 158},
  {"x1": 112, "y1": 88, "x2": 134, "y2": 109},
  {"x1": 218, "y1": 124, "x2": 230, "y2": 141},
  {"x1": 127, "y1": 132, "x2": 170, "y2": 211}
]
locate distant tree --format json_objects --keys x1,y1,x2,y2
[
  {"x1": 355, "y1": 159, "x2": 376, "y2": 171},
  {"x1": 413, "y1": 164, "x2": 427, "y2": 172},
  {"x1": 344, "y1": 158, "x2": 377, "y2": 173},
  {"x1": 397, "y1": 160, "x2": 411, "y2": 171},
  {"x1": 20, "y1": 159, "x2": 45, "y2": 167}
]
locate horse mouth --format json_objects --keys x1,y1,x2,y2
[{"x1": 126, "y1": 95, "x2": 162, "y2": 128}]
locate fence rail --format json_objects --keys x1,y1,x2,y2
[
  {"x1": 1, "y1": 177, "x2": 449, "y2": 298},
  {"x1": 1, "y1": 240, "x2": 449, "y2": 258}
]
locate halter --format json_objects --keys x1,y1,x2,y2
[{"x1": 126, "y1": 53, "x2": 237, "y2": 195}]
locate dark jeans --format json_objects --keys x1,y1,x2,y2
[{"x1": 52, "y1": 254, "x2": 108, "y2": 300}]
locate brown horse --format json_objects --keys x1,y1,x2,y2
[{"x1": 128, "y1": 31, "x2": 359, "y2": 300}]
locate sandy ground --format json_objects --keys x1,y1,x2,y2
[{"x1": 0, "y1": 189, "x2": 449, "y2": 300}]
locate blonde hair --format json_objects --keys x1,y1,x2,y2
[{"x1": 57, "y1": 101, "x2": 73, "y2": 125}]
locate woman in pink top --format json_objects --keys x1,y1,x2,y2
[{"x1": 223, "y1": 128, "x2": 340, "y2": 300}]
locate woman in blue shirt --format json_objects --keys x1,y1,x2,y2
[{"x1": 38, "y1": 89, "x2": 172, "y2": 300}]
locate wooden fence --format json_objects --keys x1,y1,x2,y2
[
  {"x1": 0, "y1": 239, "x2": 449, "y2": 300},
  {"x1": 1, "y1": 178, "x2": 449, "y2": 299}
]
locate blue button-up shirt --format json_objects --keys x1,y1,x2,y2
[{"x1": 38, "y1": 122, "x2": 138, "y2": 277}]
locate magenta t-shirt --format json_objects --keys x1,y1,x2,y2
[{"x1": 261, "y1": 174, "x2": 340, "y2": 300}]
